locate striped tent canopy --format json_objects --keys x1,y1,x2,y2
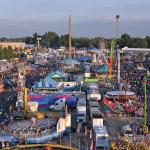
[
  {"x1": 32, "y1": 78, "x2": 58, "y2": 89},
  {"x1": 46, "y1": 70, "x2": 68, "y2": 79}
]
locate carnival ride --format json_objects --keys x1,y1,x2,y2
[
  {"x1": 10, "y1": 87, "x2": 77, "y2": 149},
  {"x1": 103, "y1": 90, "x2": 138, "y2": 113},
  {"x1": 109, "y1": 133, "x2": 149, "y2": 150},
  {"x1": 109, "y1": 39, "x2": 116, "y2": 79},
  {"x1": 116, "y1": 134, "x2": 149, "y2": 150},
  {"x1": 3, "y1": 143, "x2": 77, "y2": 150}
]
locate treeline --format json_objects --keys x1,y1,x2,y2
[
  {"x1": 0, "y1": 46, "x2": 15, "y2": 60},
  {"x1": 25, "y1": 32, "x2": 104, "y2": 49},
  {"x1": 0, "y1": 32, "x2": 150, "y2": 49},
  {"x1": 118, "y1": 34, "x2": 150, "y2": 48}
]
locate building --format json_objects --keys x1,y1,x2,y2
[
  {"x1": 122, "y1": 47, "x2": 150, "y2": 52},
  {"x1": 0, "y1": 42, "x2": 25, "y2": 49}
]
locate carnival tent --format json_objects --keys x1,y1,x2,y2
[
  {"x1": 96, "y1": 64, "x2": 108, "y2": 73},
  {"x1": 28, "y1": 93, "x2": 77, "y2": 110},
  {"x1": 32, "y1": 78, "x2": 58, "y2": 89},
  {"x1": 88, "y1": 47, "x2": 98, "y2": 52},
  {"x1": 77, "y1": 56, "x2": 93, "y2": 62},
  {"x1": 106, "y1": 91, "x2": 135, "y2": 97},
  {"x1": 59, "y1": 58, "x2": 80, "y2": 65},
  {"x1": 0, "y1": 135, "x2": 16, "y2": 143},
  {"x1": 46, "y1": 70, "x2": 68, "y2": 79}
]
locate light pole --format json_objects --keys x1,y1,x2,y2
[{"x1": 37, "y1": 37, "x2": 41, "y2": 48}]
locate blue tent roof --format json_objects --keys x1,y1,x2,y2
[
  {"x1": 88, "y1": 47, "x2": 98, "y2": 52},
  {"x1": 0, "y1": 135, "x2": 14, "y2": 143},
  {"x1": 32, "y1": 78, "x2": 58, "y2": 89},
  {"x1": 96, "y1": 64, "x2": 108, "y2": 72},
  {"x1": 77, "y1": 56, "x2": 93, "y2": 62},
  {"x1": 59, "y1": 58, "x2": 80, "y2": 65}
]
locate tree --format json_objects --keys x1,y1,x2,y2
[
  {"x1": 0, "y1": 37, "x2": 8, "y2": 42},
  {"x1": 41, "y1": 32, "x2": 60, "y2": 48},
  {"x1": 145, "y1": 36, "x2": 150, "y2": 48},
  {"x1": 119, "y1": 34, "x2": 133, "y2": 48},
  {"x1": 132, "y1": 38, "x2": 148, "y2": 48},
  {"x1": 89, "y1": 37, "x2": 102, "y2": 48},
  {"x1": 74, "y1": 37, "x2": 90, "y2": 48},
  {"x1": 25, "y1": 37, "x2": 35, "y2": 44},
  {"x1": 33, "y1": 33, "x2": 41, "y2": 45},
  {"x1": 0, "y1": 46, "x2": 14, "y2": 60},
  {"x1": 60, "y1": 34, "x2": 68, "y2": 47}
]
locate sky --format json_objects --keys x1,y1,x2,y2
[{"x1": 0, "y1": 0, "x2": 150, "y2": 38}]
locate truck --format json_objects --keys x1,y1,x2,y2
[
  {"x1": 77, "y1": 97, "x2": 86, "y2": 105},
  {"x1": 49, "y1": 97, "x2": 76, "y2": 111},
  {"x1": 49, "y1": 98, "x2": 66, "y2": 111},
  {"x1": 90, "y1": 107, "x2": 100, "y2": 118},
  {"x1": 93, "y1": 126, "x2": 109, "y2": 149},
  {"x1": 13, "y1": 111, "x2": 24, "y2": 120},
  {"x1": 76, "y1": 105, "x2": 86, "y2": 123},
  {"x1": 87, "y1": 92, "x2": 101, "y2": 101},
  {"x1": 89, "y1": 101, "x2": 99, "y2": 108},
  {"x1": 76, "y1": 96, "x2": 86, "y2": 123},
  {"x1": 92, "y1": 113, "x2": 103, "y2": 129}
]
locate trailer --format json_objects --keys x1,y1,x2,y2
[
  {"x1": 93, "y1": 126, "x2": 109, "y2": 150},
  {"x1": 76, "y1": 98, "x2": 86, "y2": 123},
  {"x1": 89, "y1": 101, "x2": 99, "y2": 108},
  {"x1": 92, "y1": 113, "x2": 103, "y2": 129},
  {"x1": 90, "y1": 107, "x2": 100, "y2": 118}
]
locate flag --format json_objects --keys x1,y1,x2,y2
[
  {"x1": 85, "y1": 126, "x2": 88, "y2": 135},
  {"x1": 90, "y1": 128, "x2": 92, "y2": 139}
]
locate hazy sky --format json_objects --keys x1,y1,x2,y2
[{"x1": 0, "y1": 0, "x2": 150, "y2": 38}]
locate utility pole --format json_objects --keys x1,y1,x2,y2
[
  {"x1": 115, "y1": 15, "x2": 120, "y2": 86},
  {"x1": 69, "y1": 16, "x2": 72, "y2": 58}
]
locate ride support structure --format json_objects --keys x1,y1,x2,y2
[
  {"x1": 109, "y1": 39, "x2": 116, "y2": 79},
  {"x1": 23, "y1": 88, "x2": 29, "y2": 119},
  {"x1": 143, "y1": 75, "x2": 149, "y2": 133}
]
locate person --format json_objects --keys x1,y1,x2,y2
[{"x1": 10, "y1": 115, "x2": 13, "y2": 124}]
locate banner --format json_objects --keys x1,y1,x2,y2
[
  {"x1": 65, "y1": 114, "x2": 71, "y2": 128},
  {"x1": 57, "y1": 118, "x2": 66, "y2": 133}
]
